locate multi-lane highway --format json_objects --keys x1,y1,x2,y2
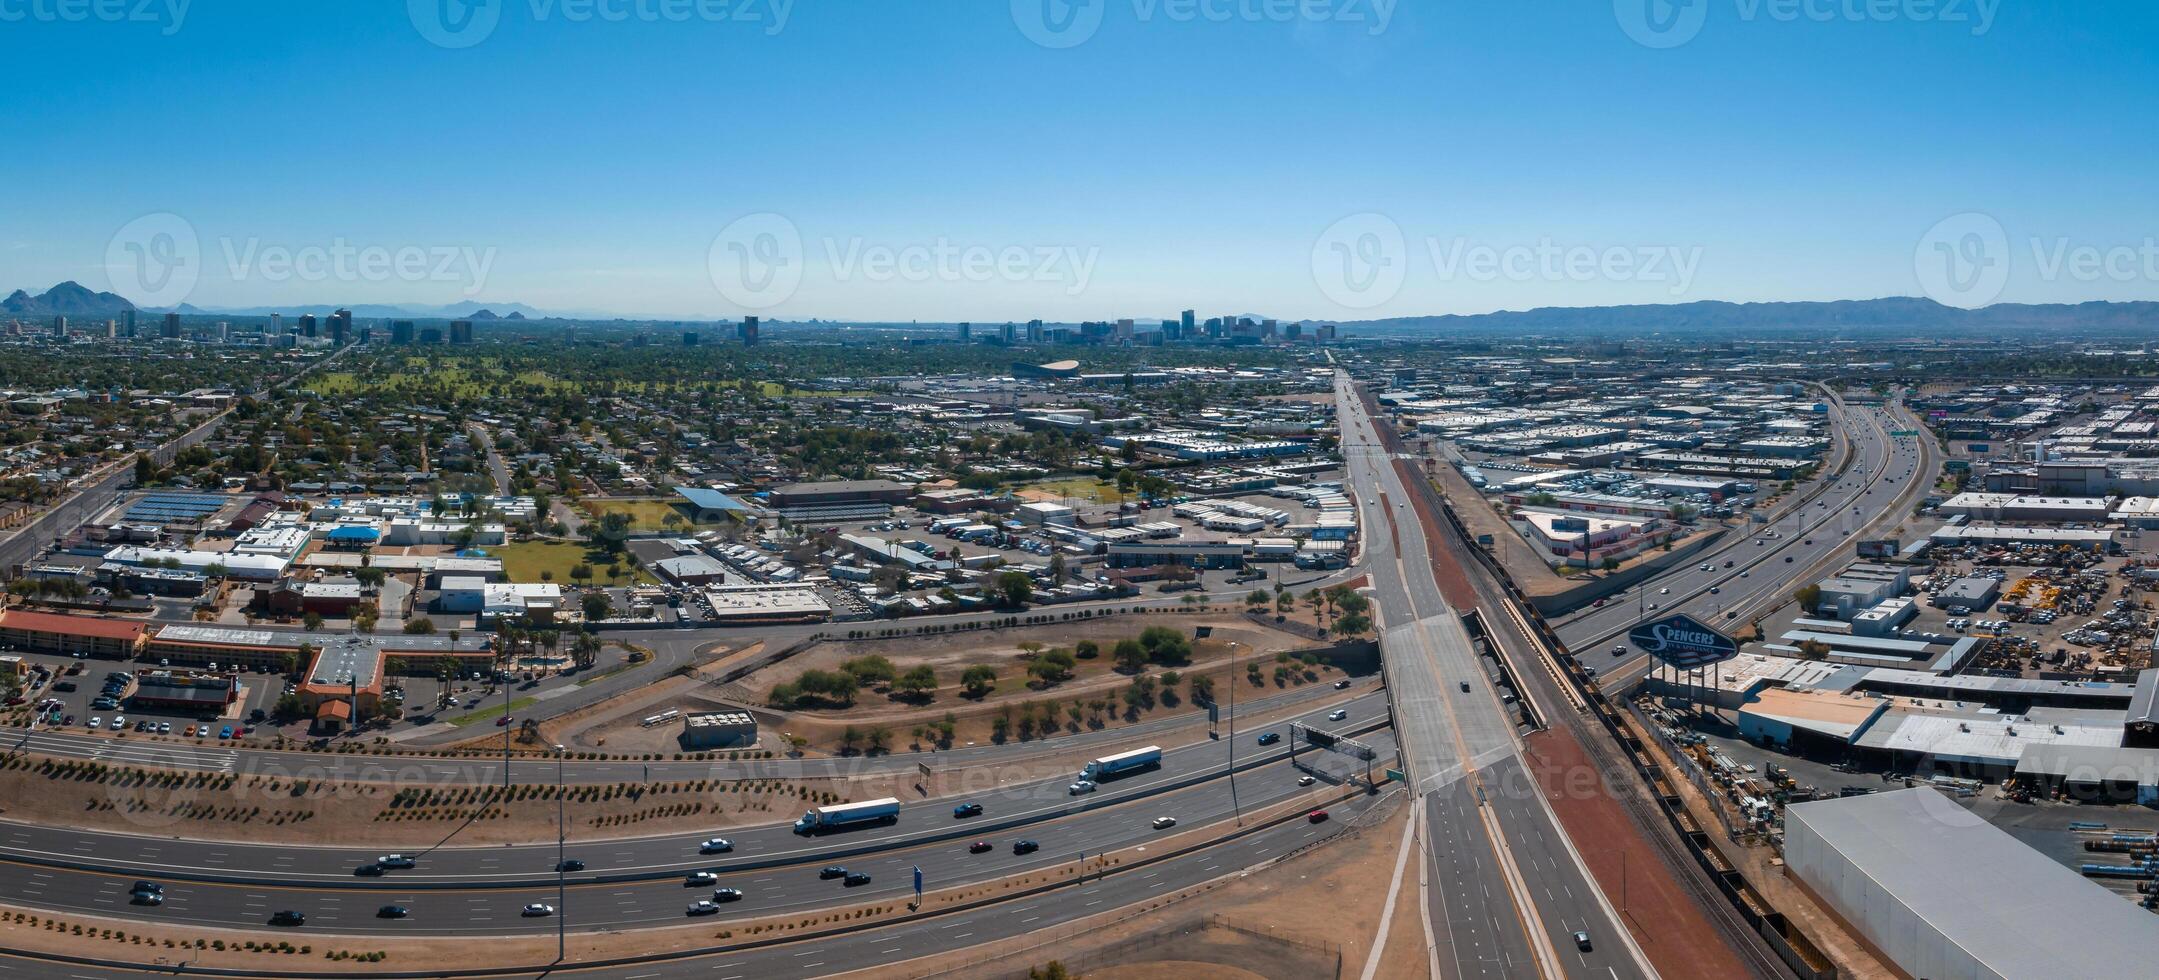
[
  {"x1": 0, "y1": 731, "x2": 1390, "y2": 935},
  {"x1": 1335, "y1": 372, "x2": 1652, "y2": 980},
  {"x1": 1559, "y1": 391, "x2": 1936, "y2": 689}
]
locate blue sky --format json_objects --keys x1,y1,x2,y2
[{"x1": 3, "y1": 0, "x2": 2155, "y2": 321}]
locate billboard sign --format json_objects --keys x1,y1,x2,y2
[
  {"x1": 1629, "y1": 613, "x2": 1740, "y2": 670},
  {"x1": 1857, "y1": 539, "x2": 1901, "y2": 559}
]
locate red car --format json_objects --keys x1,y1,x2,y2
[
  {"x1": 967, "y1": 840, "x2": 993, "y2": 854},
  {"x1": 496, "y1": 716, "x2": 513, "y2": 727},
  {"x1": 1307, "y1": 810, "x2": 1330, "y2": 824}
]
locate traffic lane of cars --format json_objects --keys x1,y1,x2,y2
[
  {"x1": 0, "y1": 800, "x2": 1364, "y2": 980},
  {"x1": 0, "y1": 739, "x2": 1387, "y2": 934},
  {"x1": 0, "y1": 694, "x2": 1395, "y2": 886},
  {"x1": 1558, "y1": 420, "x2": 1909, "y2": 645}
]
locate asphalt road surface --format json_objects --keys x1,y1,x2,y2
[
  {"x1": 1561, "y1": 392, "x2": 1936, "y2": 690},
  {"x1": 1336, "y1": 373, "x2": 1650, "y2": 980},
  {"x1": 0, "y1": 693, "x2": 1391, "y2": 888},
  {"x1": 0, "y1": 732, "x2": 1391, "y2": 935}
]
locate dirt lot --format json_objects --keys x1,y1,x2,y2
[{"x1": 737, "y1": 617, "x2": 1345, "y2": 754}]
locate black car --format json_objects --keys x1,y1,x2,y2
[
  {"x1": 819, "y1": 865, "x2": 847, "y2": 879},
  {"x1": 1011, "y1": 840, "x2": 1040, "y2": 855},
  {"x1": 131, "y1": 880, "x2": 163, "y2": 895},
  {"x1": 377, "y1": 905, "x2": 409, "y2": 919},
  {"x1": 354, "y1": 863, "x2": 384, "y2": 876},
  {"x1": 1256, "y1": 732, "x2": 1281, "y2": 746},
  {"x1": 556, "y1": 858, "x2": 586, "y2": 872},
  {"x1": 269, "y1": 910, "x2": 306, "y2": 927},
  {"x1": 952, "y1": 802, "x2": 984, "y2": 819},
  {"x1": 843, "y1": 871, "x2": 872, "y2": 886}
]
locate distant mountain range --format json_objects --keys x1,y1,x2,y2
[
  {"x1": 148, "y1": 300, "x2": 561, "y2": 320},
  {"x1": 0, "y1": 284, "x2": 569, "y2": 321},
  {"x1": 1332, "y1": 297, "x2": 2159, "y2": 336},
  {"x1": 2, "y1": 281, "x2": 138, "y2": 317},
  {"x1": 5, "y1": 282, "x2": 2157, "y2": 335}
]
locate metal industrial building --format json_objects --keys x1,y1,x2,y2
[{"x1": 1784, "y1": 788, "x2": 2156, "y2": 980}]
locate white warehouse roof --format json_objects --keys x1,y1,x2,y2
[{"x1": 1784, "y1": 787, "x2": 2158, "y2": 980}]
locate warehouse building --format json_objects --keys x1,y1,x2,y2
[
  {"x1": 1938, "y1": 492, "x2": 2114, "y2": 523},
  {"x1": 1931, "y1": 577, "x2": 2001, "y2": 611},
  {"x1": 700, "y1": 585, "x2": 832, "y2": 624},
  {"x1": 1784, "y1": 788, "x2": 2153, "y2": 980},
  {"x1": 766, "y1": 479, "x2": 913, "y2": 521}
]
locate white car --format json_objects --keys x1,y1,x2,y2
[
  {"x1": 698, "y1": 837, "x2": 733, "y2": 854},
  {"x1": 521, "y1": 903, "x2": 555, "y2": 917},
  {"x1": 88, "y1": 717, "x2": 102, "y2": 730},
  {"x1": 1068, "y1": 780, "x2": 1096, "y2": 795},
  {"x1": 1327, "y1": 709, "x2": 1348, "y2": 722},
  {"x1": 1296, "y1": 775, "x2": 1317, "y2": 786},
  {"x1": 685, "y1": 901, "x2": 720, "y2": 916},
  {"x1": 1151, "y1": 816, "x2": 1178, "y2": 830}
]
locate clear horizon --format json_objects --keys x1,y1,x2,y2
[{"x1": 4, "y1": 2, "x2": 2156, "y2": 320}]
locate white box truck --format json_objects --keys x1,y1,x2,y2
[
  {"x1": 1081, "y1": 746, "x2": 1163, "y2": 783},
  {"x1": 794, "y1": 797, "x2": 900, "y2": 834}
]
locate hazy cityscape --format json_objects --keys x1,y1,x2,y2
[{"x1": 1, "y1": 3, "x2": 2155, "y2": 980}]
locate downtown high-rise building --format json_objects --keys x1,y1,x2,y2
[
  {"x1": 739, "y1": 316, "x2": 760, "y2": 345},
  {"x1": 161, "y1": 312, "x2": 181, "y2": 338},
  {"x1": 328, "y1": 309, "x2": 352, "y2": 345},
  {"x1": 449, "y1": 319, "x2": 474, "y2": 344}
]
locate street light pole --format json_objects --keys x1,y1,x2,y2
[
  {"x1": 553, "y1": 743, "x2": 566, "y2": 963},
  {"x1": 1226, "y1": 640, "x2": 1242, "y2": 826}
]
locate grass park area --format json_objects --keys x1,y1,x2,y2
[
  {"x1": 487, "y1": 540, "x2": 658, "y2": 586},
  {"x1": 577, "y1": 498, "x2": 722, "y2": 532}
]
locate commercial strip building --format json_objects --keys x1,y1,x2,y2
[
  {"x1": 0, "y1": 610, "x2": 148, "y2": 658},
  {"x1": 1784, "y1": 788, "x2": 2154, "y2": 980}
]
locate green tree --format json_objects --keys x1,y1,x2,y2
[
  {"x1": 893, "y1": 665, "x2": 938, "y2": 698},
  {"x1": 841, "y1": 655, "x2": 897, "y2": 685},
  {"x1": 996, "y1": 570, "x2": 1034, "y2": 608},
  {"x1": 403, "y1": 617, "x2": 436, "y2": 634},
  {"x1": 1113, "y1": 638, "x2": 1148, "y2": 672},
  {"x1": 960, "y1": 664, "x2": 998, "y2": 696}
]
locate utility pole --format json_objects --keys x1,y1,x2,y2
[
  {"x1": 1227, "y1": 640, "x2": 1242, "y2": 826},
  {"x1": 553, "y1": 743, "x2": 567, "y2": 963}
]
